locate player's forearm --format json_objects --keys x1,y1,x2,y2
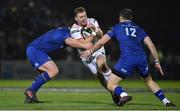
[
  {"x1": 71, "y1": 42, "x2": 85, "y2": 48},
  {"x1": 73, "y1": 41, "x2": 91, "y2": 49},
  {"x1": 145, "y1": 38, "x2": 159, "y2": 62},
  {"x1": 149, "y1": 44, "x2": 159, "y2": 62},
  {"x1": 91, "y1": 34, "x2": 110, "y2": 53},
  {"x1": 83, "y1": 35, "x2": 95, "y2": 43},
  {"x1": 65, "y1": 38, "x2": 86, "y2": 49},
  {"x1": 91, "y1": 41, "x2": 104, "y2": 53},
  {"x1": 144, "y1": 37, "x2": 159, "y2": 63}
]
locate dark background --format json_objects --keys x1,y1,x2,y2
[{"x1": 0, "y1": 0, "x2": 179, "y2": 79}]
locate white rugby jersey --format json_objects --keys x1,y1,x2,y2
[
  {"x1": 70, "y1": 18, "x2": 99, "y2": 39},
  {"x1": 70, "y1": 18, "x2": 105, "y2": 61},
  {"x1": 70, "y1": 18, "x2": 104, "y2": 57}
]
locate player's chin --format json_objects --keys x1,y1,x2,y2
[{"x1": 82, "y1": 22, "x2": 87, "y2": 27}]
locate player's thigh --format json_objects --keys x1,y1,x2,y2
[
  {"x1": 96, "y1": 55, "x2": 107, "y2": 66},
  {"x1": 82, "y1": 52, "x2": 106, "y2": 74},
  {"x1": 96, "y1": 54, "x2": 110, "y2": 72},
  {"x1": 83, "y1": 61, "x2": 98, "y2": 74},
  {"x1": 114, "y1": 57, "x2": 134, "y2": 77},
  {"x1": 136, "y1": 56, "x2": 149, "y2": 78},
  {"x1": 26, "y1": 47, "x2": 58, "y2": 75},
  {"x1": 96, "y1": 54, "x2": 106, "y2": 62},
  {"x1": 93, "y1": 48, "x2": 106, "y2": 65},
  {"x1": 26, "y1": 47, "x2": 52, "y2": 69}
]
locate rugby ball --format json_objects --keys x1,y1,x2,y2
[{"x1": 80, "y1": 27, "x2": 96, "y2": 39}]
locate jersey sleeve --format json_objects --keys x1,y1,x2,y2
[
  {"x1": 91, "y1": 18, "x2": 99, "y2": 28},
  {"x1": 139, "y1": 27, "x2": 148, "y2": 40},
  {"x1": 70, "y1": 28, "x2": 83, "y2": 39},
  {"x1": 106, "y1": 26, "x2": 115, "y2": 38},
  {"x1": 64, "y1": 32, "x2": 71, "y2": 39},
  {"x1": 57, "y1": 27, "x2": 71, "y2": 40}
]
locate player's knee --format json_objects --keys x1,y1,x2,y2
[
  {"x1": 97, "y1": 63, "x2": 107, "y2": 72},
  {"x1": 48, "y1": 67, "x2": 59, "y2": 78},
  {"x1": 53, "y1": 68, "x2": 59, "y2": 77},
  {"x1": 102, "y1": 70, "x2": 111, "y2": 81},
  {"x1": 144, "y1": 75, "x2": 154, "y2": 85},
  {"x1": 96, "y1": 56, "x2": 106, "y2": 69}
]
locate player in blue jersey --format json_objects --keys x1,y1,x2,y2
[
  {"x1": 24, "y1": 27, "x2": 92, "y2": 103},
  {"x1": 81, "y1": 9, "x2": 175, "y2": 107}
]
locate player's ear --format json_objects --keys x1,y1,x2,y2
[
  {"x1": 119, "y1": 16, "x2": 123, "y2": 22},
  {"x1": 75, "y1": 17, "x2": 78, "y2": 21}
]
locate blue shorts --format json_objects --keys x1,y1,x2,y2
[
  {"x1": 114, "y1": 55, "x2": 149, "y2": 79},
  {"x1": 26, "y1": 47, "x2": 51, "y2": 69}
]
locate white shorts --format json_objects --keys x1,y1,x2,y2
[{"x1": 82, "y1": 46, "x2": 105, "y2": 75}]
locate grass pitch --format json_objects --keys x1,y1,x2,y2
[{"x1": 0, "y1": 80, "x2": 179, "y2": 110}]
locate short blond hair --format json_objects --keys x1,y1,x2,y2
[{"x1": 73, "y1": 7, "x2": 86, "y2": 17}]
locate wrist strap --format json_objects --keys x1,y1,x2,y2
[{"x1": 154, "y1": 59, "x2": 159, "y2": 64}]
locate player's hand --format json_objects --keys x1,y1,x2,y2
[
  {"x1": 81, "y1": 50, "x2": 92, "y2": 59},
  {"x1": 155, "y1": 63, "x2": 164, "y2": 76},
  {"x1": 83, "y1": 43, "x2": 93, "y2": 50}
]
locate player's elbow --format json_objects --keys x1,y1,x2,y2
[
  {"x1": 96, "y1": 30, "x2": 103, "y2": 38},
  {"x1": 65, "y1": 38, "x2": 74, "y2": 46}
]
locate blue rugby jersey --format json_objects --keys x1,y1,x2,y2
[
  {"x1": 107, "y1": 21, "x2": 148, "y2": 57},
  {"x1": 29, "y1": 27, "x2": 71, "y2": 52}
]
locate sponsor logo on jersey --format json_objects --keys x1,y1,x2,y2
[
  {"x1": 71, "y1": 30, "x2": 79, "y2": 34},
  {"x1": 121, "y1": 68, "x2": 127, "y2": 73}
]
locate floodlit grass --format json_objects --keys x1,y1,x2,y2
[
  {"x1": 0, "y1": 80, "x2": 179, "y2": 110},
  {"x1": 0, "y1": 79, "x2": 179, "y2": 89}
]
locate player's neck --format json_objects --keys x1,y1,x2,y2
[
  {"x1": 120, "y1": 20, "x2": 131, "y2": 23},
  {"x1": 75, "y1": 22, "x2": 86, "y2": 27}
]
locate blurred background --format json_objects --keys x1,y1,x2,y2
[{"x1": 0, "y1": 0, "x2": 179, "y2": 80}]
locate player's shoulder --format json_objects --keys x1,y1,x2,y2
[
  {"x1": 130, "y1": 21, "x2": 140, "y2": 28},
  {"x1": 70, "y1": 24, "x2": 81, "y2": 31},
  {"x1": 117, "y1": 21, "x2": 138, "y2": 28},
  {"x1": 58, "y1": 27, "x2": 70, "y2": 30},
  {"x1": 55, "y1": 27, "x2": 70, "y2": 33},
  {"x1": 87, "y1": 18, "x2": 97, "y2": 21},
  {"x1": 110, "y1": 23, "x2": 121, "y2": 30},
  {"x1": 70, "y1": 24, "x2": 81, "y2": 35},
  {"x1": 115, "y1": 23, "x2": 121, "y2": 27},
  {"x1": 87, "y1": 18, "x2": 98, "y2": 24},
  {"x1": 48, "y1": 27, "x2": 70, "y2": 36}
]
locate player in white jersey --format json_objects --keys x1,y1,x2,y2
[{"x1": 70, "y1": 7, "x2": 119, "y2": 104}]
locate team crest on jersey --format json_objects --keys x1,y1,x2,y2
[{"x1": 34, "y1": 63, "x2": 39, "y2": 67}]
